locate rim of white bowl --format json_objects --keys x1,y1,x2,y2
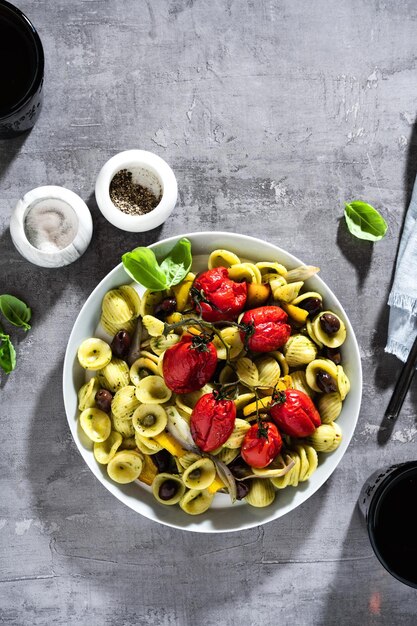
[
  {"x1": 63, "y1": 231, "x2": 362, "y2": 533},
  {"x1": 95, "y1": 150, "x2": 178, "y2": 232}
]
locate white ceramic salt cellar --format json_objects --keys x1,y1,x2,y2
[
  {"x1": 95, "y1": 150, "x2": 177, "y2": 232},
  {"x1": 10, "y1": 185, "x2": 93, "y2": 268}
]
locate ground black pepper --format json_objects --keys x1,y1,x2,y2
[{"x1": 110, "y1": 169, "x2": 161, "y2": 216}]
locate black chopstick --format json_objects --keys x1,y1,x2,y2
[{"x1": 385, "y1": 333, "x2": 417, "y2": 421}]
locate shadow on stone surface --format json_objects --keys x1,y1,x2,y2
[
  {"x1": 0, "y1": 133, "x2": 30, "y2": 179},
  {"x1": 403, "y1": 120, "x2": 417, "y2": 220},
  {"x1": 0, "y1": 226, "x2": 22, "y2": 291},
  {"x1": 336, "y1": 217, "x2": 373, "y2": 291},
  {"x1": 321, "y1": 505, "x2": 415, "y2": 625},
  {"x1": 84, "y1": 191, "x2": 164, "y2": 270}
]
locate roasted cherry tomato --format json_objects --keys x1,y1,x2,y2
[
  {"x1": 192, "y1": 266, "x2": 247, "y2": 322},
  {"x1": 239, "y1": 305, "x2": 291, "y2": 352},
  {"x1": 162, "y1": 333, "x2": 217, "y2": 394},
  {"x1": 241, "y1": 421, "x2": 283, "y2": 469},
  {"x1": 190, "y1": 392, "x2": 236, "y2": 452},
  {"x1": 270, "y1": 389, "x2": 321, "y2": 438}
]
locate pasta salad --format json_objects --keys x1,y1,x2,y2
[{"x1": 76, "y1": 244, "x2": 350, "y2": 515}]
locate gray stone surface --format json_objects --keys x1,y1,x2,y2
[{"x1": 1, "y1": 0, "x2": 417, "y2": 624}]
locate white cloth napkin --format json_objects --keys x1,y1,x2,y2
[{"x1": 386, "y1": 175, "x2": 417, "y2": 361}]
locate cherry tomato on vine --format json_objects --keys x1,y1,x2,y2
[
  {"x1": 270, "y1": 388, "x2": 321, "y2": 438},
  {"x1": 239, "y1": 305, "x2": 291, "y2": 352},
  {"x1": 162, "y1": 333, "x2": 217, "y2": 394},
  {"x1": 190, "y1": 392, "x2": 236, "y2": 452},
  {"x1": 241, "y1": 421, "x2": 283, "y2": 469},
  {"x1": 192, "y1": 266, "x2": 247, "y2": 322}
]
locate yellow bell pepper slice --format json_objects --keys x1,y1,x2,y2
[
  {"x1": 154, "y1": 431, "x2": 188, "y2": 458},
  {"x1": 281, "y1": 303, "x2": 309, "y2": 324},
  {"x1": 138, "y1": 454, "x2": 158, "y2": 486},
  {"x1": 207, "y1": 476, "x2": 225, "y2": 494},
  {"x1": 172, "y1": 273, "x2": 195, "y2": 312},
  {"x1": 243, "y1": 396, "x2": 272, "y2": 417}
]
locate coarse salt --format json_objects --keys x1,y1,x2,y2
[{"x1": 24, "y1": 198, "x2": 79, "y2": 252}]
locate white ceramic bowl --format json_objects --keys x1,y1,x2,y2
[
  {"x1": 63, "y1": 232, "x2": 362, "y2": 533},
  {"x1": 10, "y1": 185, "x2": 93, "y2": 268},
  {"x1": 95, "y1": 150, "x2": 177, "y2": 232}
]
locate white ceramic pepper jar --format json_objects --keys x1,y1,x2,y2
[
  {"x1": 95, "y1": 150, "x2": 177, "y2": 232},
  {"x1": 10, "y1": 185, "x2": 93, "y2": 268}
]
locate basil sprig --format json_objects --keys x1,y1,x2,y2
[
  {"x1": 344, "y1": 201, "x2": 388, "y2": 242},
  {"x1": 0, "y1": 294, "x2": 31, "y2": 330},
  {"x1": 122, "y1": 238, "x2": 192, "y2": 290},
  {"x1": 0, "y1": 331, "x2": 16, "y2": 374},
  {"x1": 0, "y1": 295, "x2": 31, "y2": 375}
]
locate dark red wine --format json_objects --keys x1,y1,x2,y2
[
  {"x1": 0, "y1": 1, "x2": 44, "y2": 137},
  {"x1": 0, "y1": 11, "x2": 38, "y2": 114},
  {"x1": 368, "y1": 465, "x2": 417, "y2": 587}
]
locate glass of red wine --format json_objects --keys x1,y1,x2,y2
[
  {"x1": 0, "y1": 0, "x2": 44, "y2": 138},
  {"x1": 359, "y1": 461, "x2": 417, "y2": 588}
]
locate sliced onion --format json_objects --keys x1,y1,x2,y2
[
  {"x1": 127, "y1": 318, "x2": 143, "y2": 366},
  {"x1": 165, "y1": 406, "x2": 195, "y2": 447},
  {"x1": 284, "y1": 265, "x2": 320, "y2": 283},
  {"x1": 165, "y1": 419, "x2": 201, "y2": 454},
  {"x1": 252, "y1": 455, "x2": 296, "y2": 478},
  {"x1": 207, "y1": 454, "x2": 238, "y2": 503},
  {"x1": 237, "y1": 455, "x2": 295, "y2": 481}
]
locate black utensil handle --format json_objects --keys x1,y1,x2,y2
[{"x1": 385, "y1": 334, "x2": 417, "y2": 421}]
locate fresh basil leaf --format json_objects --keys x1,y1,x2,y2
[
  {"x1": 160, "y1": 238, "x2": 192, "y2": 288},
  {"x1": 344, "y1": 201, "x2": 388, "y2": 242},
  {"x1": 122, "y1": 238, "x2": 193, "y2": 291},
  {"x1": 0, "y1": 333, "x2": 16, "y2": 374},
  {"x1": 122, "y1": 247, "x2": 167, "y2": 290},
  {"x1": 0, "y1": 294, "x2": 31, "y2": 330}
]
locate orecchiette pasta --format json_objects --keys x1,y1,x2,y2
[
  {"x1": 135, "y1": 375, "x2": 172, "y2": 404},
  {"x1": 182, "y1": 458, "x2": 216, "y2": 490},
  {"x1": 107, "y1": 450, "x2": 143, "y2": 484},
  {"x1": 179, "y1": 488, "x2": 214, "y2": 515},
  {"x1": 78, "y1": 338, "x2": 112, "y2": 370},
  {"x1": 111, "y1": 385, "x2": 140, "y2": 420},
  {"x1": 317, "y1": 392, "x2": 343, "y2": 423},
  {"x1": 111, "y1": 413, "x2": 135, "y2": 438},
  {"x1": 98, "y1": 358, "x2": 130, "y2": 392},
  {"x1": 93, "y1": 431, "x2": 122, "y2": 464},
  {"x1": 245, "y1": 478, "x2": 275, "y2": 507},
  {"x1": 284, "y1": 335, "x2": 318, "y2": 368},
  {"x1": 79, "y1": 407, "x2": 111, "y2": 442},
  {"x1": 78, "y1": 377, "x2": 100, "y2": 410}
]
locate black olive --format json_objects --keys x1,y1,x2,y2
[
  {"x1": 316, "y1": 370, "x2": 337, "y2": 393},
  {"x1": 111, "y1": 330, "x2": 131, "y2": 359},
  {"x1": 229, "y1": 457, "x2": 252, "y2": 480},
  {"x1": 298, "y1": 297, "x2": 322, "y2": 318},
  {"x1": 154, "y1": 297, "x2": 177, "y2": 319},
  {"x1": 236, "y1": 481, "x2": 250, "y2": 500},
  {"x1": 95, "y1": 389, "x2": 113, "y2": 413},
  {"x1": 319, "y1": 313, "x2": 340, "y2": 335},
  {"x1": 152, "y1": 449, "x2": 173, "y2": 473},
  {"x1": 322, "y1": 347, "x2": 342, "y2": 365},
  {"x1": 159, "y1": 479, "x2": 179, "y2": 501}
]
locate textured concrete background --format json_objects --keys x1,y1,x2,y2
[{"x1": 1, "y1": 1, "x2": 417, "y2": 624}]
